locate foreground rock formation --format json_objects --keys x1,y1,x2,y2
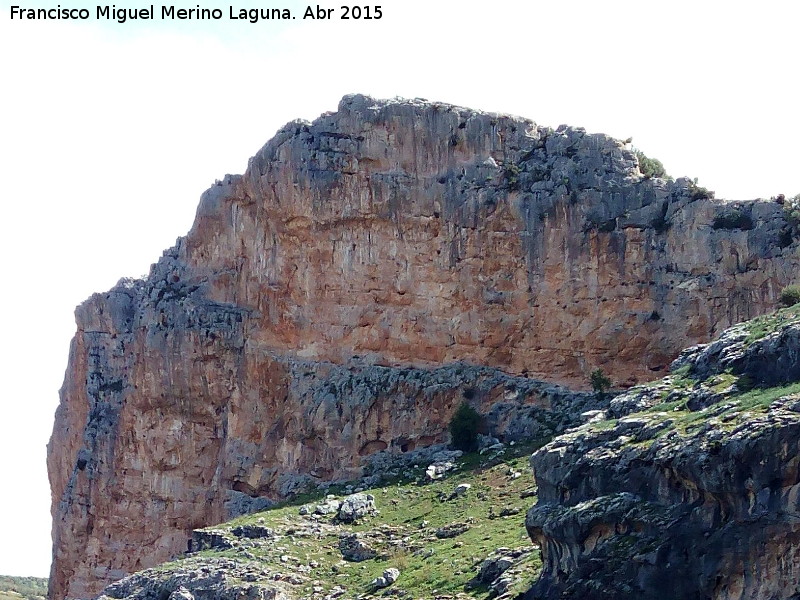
[
  {"x1": 526, "y1": 308, "x2": 800, "y2": 599},
  {"x1": 49, "y1": 94, "x2": 799, "y2": 599}
]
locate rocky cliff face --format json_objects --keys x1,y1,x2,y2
[
  {"x1": 525, "y1": 307, "x2": 800, "y2": 599},
  {"x1": 48, "y1": 94, "x2": 799, "y2": 600}
]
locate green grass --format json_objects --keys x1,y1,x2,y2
[
  {"x1": 742, "y1": 303, "x2": 800, "y2": 345},
  {"x1": 0, "y1": 577, "x2": 47, "y2": 600},
  {"x1": 176, "y1": 444, "x2": 543, "y2": 599},
  {"x1": 585, "y1": 369, "x2": 800, "y2": 452},
  {"x1": 733, "y1": 381, "x2": 800, "y2": 412}
]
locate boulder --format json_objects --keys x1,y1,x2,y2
[
  {"x1": 369, "y1": 568, "x2": 400, "y2": 591},
  {"x1": 336, "y1": 493, "x2": 376, "y2": 523}
]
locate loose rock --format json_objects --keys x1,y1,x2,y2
[
  {"x1": 336, "y1": 493, "x2": 377, "y2": 523},
  {"x1": 338, "y1": 533, "x2": 379, "y2": 562},
  {"x1": 369, "y1": 568, "x2": 400, "y2": 591}
]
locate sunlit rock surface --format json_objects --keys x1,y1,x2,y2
[{"x1": 48, "y1": 94, "x2": 799, "y2": 599}]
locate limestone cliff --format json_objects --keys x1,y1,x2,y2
[
  {"x1": 48, "y1": 94, "x2": 799, "y2": 600},
  {"x1": 525, "y1": 307, "x2": 800, "y2": 599}
]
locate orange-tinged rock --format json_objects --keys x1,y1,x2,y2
[{"x1": 48, "y1": 95, "x2": 799, "y2": 599}]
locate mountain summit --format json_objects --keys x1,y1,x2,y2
[{"x1": 48, "y1": 95, "x2": 799, "y2": 600}]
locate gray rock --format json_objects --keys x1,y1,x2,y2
[
  {"x1": 314, "y1": 498, "x2": 341, "y2": 515},
  {"x1": 429, "y1": 449, "x2": 463, "y2": 463},
  {"x1": 189, "y1": 530, "x2": 233, "y2": 552},
  {"x1": 231, "y1": 525, "x2": 274, "y2": 539},
  {"x1": 480, "y1": 442, "x2": 506, "y2": 455},
  {"x1": 526, "y1": 377, "x2": 800, "y2": 599},
  {"x1": 336, "y1": 493, "x2": 376, "y2": 523},
  {"x1": 435, "y1": 522, "x2": 470, "y2": 538},
  {"x1": 454, "y1": 483, "x2": 471, "y2": 496},
  {"x1": 223, "y1": 491, "x2": 275, "y2": 520},
  {"x1": 669, "y1": 319, "x2": 800, "y2": 391},
  {"x1": 100, "y1": 556, "x2": 292, "y2": 600},
  {"x1": 477, "y1": 555, "x2": 514, "y2": 584},
  {"x1": 167, "y1": 586, "x2": 194, "y2": 600},
  {"x1": 338, "y1": 533, "x2": 378, "y2": 562},
  {"x1": 446, "y1": 483, "x2": 471, "y2": 500},
  {"x1": 498, "y1": 507, "x2": 522, "y2": 517},
  {"x1": 580, "y1": 410, "x2": 606, "y2": 424},
  {"x1": 425, "y1": 461, "x2": 455, "y2": 480},
  {"x1": 477, "y1": 434, "x2": 501, "y2": 450}
]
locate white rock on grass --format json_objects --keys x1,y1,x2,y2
[{"x1": 369, "y1": 567, "x2": 400, "y2": 590}]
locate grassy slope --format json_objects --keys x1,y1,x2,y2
[
  {"x1": 742, "y1": 302, "x2": 800, "y2": 344},
  {"x1": 0, "y1": 577, "x2": 48, "y2": 600},
  {"x1": 586, "y1": 303, "x2": 800, "y2": 447},
  {"x1": 170, "y1": 444, "x2": 543, "y2": 600}
]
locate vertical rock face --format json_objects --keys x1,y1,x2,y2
[{"x1": 48, "y1": 94, "x2": 798, "y2": 599}]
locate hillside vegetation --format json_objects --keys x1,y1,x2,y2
[
  {"x1": 0, "y1": 576, "x2": 47, "y2": 600},
  {"x1": 100, "y1": 443, "x2": 545, "y2": 600}
]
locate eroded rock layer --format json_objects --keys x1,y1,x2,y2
[
  {"x1": 49, "y1": 94, "x2": 798, "y2": 599},
  {"x1": 525, "y1": 315, "x2": 800, "y2": 599}
]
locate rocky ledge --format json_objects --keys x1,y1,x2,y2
[{"x1": 525, "y1": 304, "x2": 800, "y2": 599}]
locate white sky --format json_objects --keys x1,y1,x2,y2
[{"x1": 0, "y1": 0, "x2": 798, "y2": 579}]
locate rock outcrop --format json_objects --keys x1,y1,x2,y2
[
  {"x1": 49, "y1": 94, "x2": 799, "y2": 600},
  {"x1": 48, "y1": 350, "x2": 594, "y2": 599},
  {"x1": 525, "y1": 308, "x2": 800, "y2": 599}
]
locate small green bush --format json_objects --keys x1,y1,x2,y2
[
  {"x1": 782, "y1": 195, "x2": 800, "y2": 228},
  {"x1": 712, "y1": 210, "x2": 753, "y2": 231},
  {"x1": 634, "y1": 150, "x2": 668, "y2": 179},
  {"x1": 779, "y1": 285, "x2": 800, "y2": 307},
  {"x1": 503, "y1": 161, "x2": 522, "y2": 191},
  {"x1": 736, "y1": 374, "x2": 755, "y2": 392},
  {"x1": 590, "y1": 369, "x2": 612, "y2": 396},
  {"x1": 688, "y1": 180, "x2": 714, "y2": 201},
  {"x1": 449, "y1": 402, "x2": 481, "y2": 452},
  {"x1": 785, "y1": 207, "x2": 800, "y2": 227}
]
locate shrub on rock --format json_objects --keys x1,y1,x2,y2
[
  {"x1": 449, "y1": 402, "x2": 481, "y2": 452},
  {"x1": 780, "y1": 285, "x2": 800, "y2": 307}
]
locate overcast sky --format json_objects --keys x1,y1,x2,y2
[{"x1": 0, "y1": 0, "x2": 798, "y2": 579}]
